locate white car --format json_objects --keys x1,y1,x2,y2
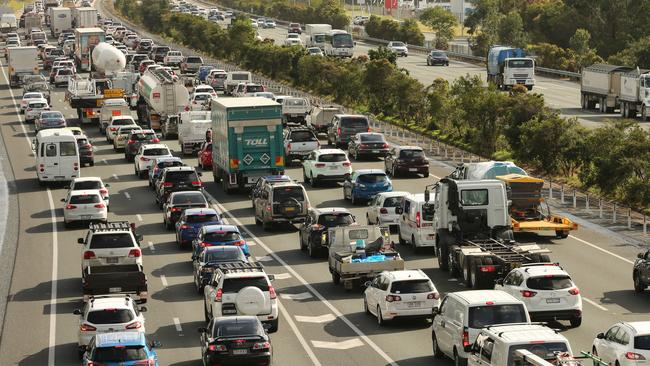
[
  {"x1": 53, "y1": 67, "x2": 73, "y2": 86},
  {"x1": 163, "y1": 50, "x2": 183, "y2": 66},
  {"x1": 134, "y1": 144, "x2": 173, "y2": 178},
  {"x1": 593, "y1": 322, "x2": 650, "y2": 365},
  {"x1": 25, "y1": 98, "x2": 49, "y2": 123},
  {"x1": 251, "y1": 91, "x2": 275, "y2": 99},
  {"x1": 189, "y1": 92, "x2": 213, "y2": 111},
  {"x1": 387, "y1": 41, "x2": 408, "y2": 57},
  {"x1": 106, "y1": 115, "x2": 138, "y2": 143},
  {"x1": 74, "y1": 295, "x2": 147, "y2": 359},
  {"x1": 193, "y1": 84, "x2": 217, "y2": 98},
  {"x1": 302, "y1": 148, "x2": 352, "y2": 186},
  {"x1": 113, "y1": 125, "x2": 142, "y2": 151},
  {"x1": 20, "y1": 92, "x2": 45, "y2": 113},
  {"x1": 284, "y1": 37, "x2": 303, "y2": 47},
  {"x1": 68, "y1": 177, "x2": 110, "y2": 210},
  {"x1": 307, "y1": 47, "x2": 324, "y2": 56},
  {"x1": 62, "y1": 190, "x2": 108, "y2": 227},
  {"x1": 79, "y1": 222, "x2": 143, "y2": 271},
  {"x1": 495, "y1": 262, "x2": 582, "y2": 327},
  {"x1": 364, "y1": 270, "x2": 440, "y2": 326},
  {"x1": 366, "y1": 191, "x2": 408, "y2": 227}
]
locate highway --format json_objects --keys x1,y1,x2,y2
[{"x1": 1, "y1": 3, "x2": 650, "y2": 366}]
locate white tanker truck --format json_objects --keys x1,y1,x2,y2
[{"x1": 136, "y1": 68, "x2": 189, "y2": 138}]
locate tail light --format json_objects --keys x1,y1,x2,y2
[
  {"x1": 568, "y1": 287, "x2": 580, "y2": 295},
  {"x1": 208, "y1": 344, "x2": 227, "y2": 351},
  {"x1": 128, "y1": 249, "x2": 141, "y2": 257},
  {"x1": 360, "y1": 144, "x2": 369, "y2": 148},
  {"x1": 367, "y1": 127, "x2": 371, "y2": 132},
  {"x1": 266, "y1": 204, "x2": 271, "y2": 212},
  {"x1": 229, "y1": 159, "x2": 239, "y2": 169},
  {"x1": 127, "y1": 139, "x2": 136, "y2": 144},
  {"x1": 180, "y1": 224, "x2": 189, "y2": 229},
  {"x1": 233, "y1": 240, "x2": 246, "y2": 246},
  {"x1": 125, "y1": 321, "x2": 142, "y2": 329},
  {"x1": 39, "y1": 164, "x2": 45, "y2": 172},
  {"x1": 163, "y1": 182, "x2": 173, "y2": 187},
  {"x1": 480, "y1": 265, "x2": 496, "y2": 272},
  {"x1": 521, "y1": 290, "x2": 537, "y2": 298},
  {"x1": 191, "y1": 181, "x2": 202, "y2": 187},
  {"x1": 342, "y1": 162, "x2": 351, "y2": 167},
  {"x1": 427, "y1": 292, "x2": 439, "y2": 300},
  {"x1": 379, "y1": 208, "x2": 388, "y2": 214},
  {"x1": 253, "y1": 341, "x2": 271, "y2": 350},
  {"x1": 151, "y1": 138, "x2": 160, "y2": 143},
  {"x1": 415, "y1": 211, "x2": 421, "y2": 228},
  {"x1": 382, "y1": 143, "x2": 389, "y2": 148},
  {"x1": 337, "y1": 127, "x2": 341, "y2": 135},
  {"x1": 83, "y1": 251, "x2": 96, "y2": 259},
  {"x1": 385, "y1": 294, "x2": 401, "y2": 302},
  {"x1": 215, "y1": 288, "x2": 223, "y2": 302},
  {"x1": 171, "y1": 207, "x2": 182, "y2": 212},
  {"x1": 99, "y1": 189, "x2": 108, "y2": 195},
  {"x1": 314, "y1": 163, "x2": 325, "y2": 168},
  {"x1": 462, "y1": 328, "x2": 470, "y2": 348},
  {"x1": 133, "y1": 360, "x2": 155, "y2": 366},
  {"x1": 275, "y1": 156, "x2": 284, "y2": 166},
  {"x1": 110, "y1": 127, "x2": 118, "y2": 131},
  {"x1": 73, "y1": 162, "x2": 79, "y2": 171},
  {"x1": 626, "y1": 352, "x2": 646, "y2": 360},
  {"x1": 287, "y1": 143, "x2": 292, "y2": 151},
  {"x1": 311, "y1": 224, "x2": 324, "y2": 230},
  {"x1": 269, "y1": 285, "x2": 277, "y2": 299},
  {"x1": 66, "y1": 204, "x2": 77, "y2": 209},
  {"x1": 79, "y1": 323, "x2": 96, "y2": 332},
  {"x1": 139, "y1": 157, "x2": 149, "y2": 161},
  {"x1": 94, "y1": 203, "x2": 105, "y2": 208}
]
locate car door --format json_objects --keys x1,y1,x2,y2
[
  {"x1": 641, "y1": 251, "x2": 650, "y2": 282},
  {"x1": 399, "y1": 199, "x2": 412, "y2": 240},
  {"x1": 41, "y1": 141, "x2": 60, "y2": 177},
  {"x1": 303, "y1": 152, "x2": 314, "y2": 176},
  {"x1": 434, "y1": 297, "x2": 454, "y2": 356},
  {"x1": 496, "y1": 271, "x2": 519, "y2": 297},
  {"x1": 367, "y1": 195, "x2": 380, "y2": 223},
  {"x1": 598, "y1": 326, "x2": 621, "y2": 362},
  {"x1": 300, "y1": 211, "x2": 312, "y2": 247},
  {"x1": 366, "y1": 275, "x2": 381, "y2": 310}
]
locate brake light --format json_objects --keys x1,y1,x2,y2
[
  {"x1": 462, "y1": 328, "x2": 470, "y2": 348},
  {"x1": 367, "y1": 127, "x2": 372, "y2": 132},
  {"x1": 94, "y1": 203, "x2": 105, "y2": 209},
  {"x1": 133, "y1": 360, "x2": 155, "y2": 365},
  {"x1": 568, "y1": 287, "x2": 580, "y2": 295},
  {"x1": 73, "y1": 162, "x2": 79, "y2": 171},
  {"x1": 215, "y1": 288, "x2": 222, "y2": 302},
  {"x1": 128, "y1": 249, "x2": 141, "y2": 257},
  {"x1": 269, "y1": 285, "x2": 277, "y2": 299},
  {"x1": 191, "y1": 181, "x2": 202, "y2": 187},
  {"x1": 266, "y1": 204, "x2": 271, "y2": 212},
  {"x1": 127, "y1": 139, "x2": 136, "y2": 144},
  {"x1": 521, "y1": 290, "x2": 537, "y2": 298},
  {"x1": 125, "y1": 321, "x2": 142, "y2": 329},
  {"x1": 139, "y1": 157, "x2": 149, "y2": 161},
  {"x1": 83, "y1": 251, "x2": 96, "y2": 259},
  {"x1": 626, "y1": 352, "x2": 646, "y2": 360},
  {"x1": 171, "y1": 207, "x2": 182, "y2": 212},
  {"x1": 208, "y1": 344, "x2": 227, "y2": 351},
  {"x1": 360, "y1": 144, "x2": 369, "y2": 148},
  {"x1": 151, "y1": 138, "x2": 160, "y2": 143},
  {"x1": 66, "y1": 204, "x2": 77, "y2": 209},
  {"x1": 385, "y1": 295, "x2": 401, "y2": 302},
  {"x1": 337, "y1": 127, "x2": 341, "y2": 135},
  {"x1": 180, "y1": 224, "x2": 189, "y2": 229},
  {"x1": 314, "y1": 163, "x2": 325, "y2": 168},
  {"x1": 311, "y1": 224, "x2": 324, "y2": 230},
  {"x1": 233, "y1": 240, "x2": 246, "y2": 246},
  {"x1": 39, "y1": 164, "x2": 45, "y2": 172},
  {"x1": 427, "y1": 292, "x2": 440, "y2": 300},
  {"x1": 110, "y1": 127, "x2": 118, "y2": 131},
  {"x1": 80, "y1": 323, "x2": 96, "y2": 332},
  {"x1": 163, "y1": 182, "x2": 173, "y2": 187},
  {"x1": 287, "y1": 143, "x2": 292, "y2": 151},
  {"x1": 342, "y1": 162, "x2": 351, "y2": 167},
  {"x1": 253, "y1": 341, "x2": 271, "y2": 350},
  {"x1": 382, "y1": 143, "x2": 389, "y2": 148},
  {"x1": 415, "y1": 211, "x2": 421, "y2": 228}
]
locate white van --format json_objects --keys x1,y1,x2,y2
[
  {"x1": 397, "y1": 193, "x2": 436, "y2": 249},
  {"x1": 431, "y1": 290, "x2": 531, "y2": 365},
  {"x1": 225, "y1": 71, "x2": 252, "y2": 95},
  {"x1": 468, "y1": 323, "x2": 572, "y2": 366},
  {"x1": 34, "y1": 129, "x2": 80, "y2": 184}
]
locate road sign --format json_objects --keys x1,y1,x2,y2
[{"x1": 103, "y1": 88, "x2": 124, "y2": 98}]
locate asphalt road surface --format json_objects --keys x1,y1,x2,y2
[{"x1": 1, "y1": 6, "x2": 650, "y2": 366}]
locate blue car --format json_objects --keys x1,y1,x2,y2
[
  {"x1": 343, "y1": 169, "x2": 393, "y2": 205},
  {"x1": 192, "y1": 224, "x2": 250, "y2": 258},
  {"x1": 175, "y1": 208, "x2": 223, "y2": 248},
  {"x1": 83, "y1": 332, "x2": 160, "y2": 366},
  {"x1": 197, "y1": 65, "x2": 217, "y2": 82},
  {"x1": 148, "y1": 156, "x2": 184, "y2": 190}
]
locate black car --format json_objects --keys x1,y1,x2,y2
[
  {"x1": 347, "y1": 132, "x2": 389, "y2": 160},
  {"x1": 192, "y1": 246, "x2": 247, "y2": 293},
  {"x1": 75, "y1": 135, "x2": 94, "y2": 166},
  {"x1": 299, "y1": 207, "x2": 355, "y2": 257},
  {"x1": 427, "y1": 50, "x2": 449, "y2": 66},
  {"x1": 125, "y1": 129, "x2": 159, "y2": 162},
  {"x1": 162, "y1": 190, "x2": 209, "y2": 229},
  {"x1": 155, "y1": 166, "x2": 203, "y2": 207},
  {"x1": 384, "y1": 146, "x2": 429, "y2": 177},
  {"x1": 199, "y1": 316, "x2": 272, "y2": 366}
]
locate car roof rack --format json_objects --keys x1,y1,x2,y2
[
  {"x1": 88, "y1": 221, "x2": 132, "y2": 232},
  {"x1": 215, "y1": 262, "x2": 265, "y2": 274}
]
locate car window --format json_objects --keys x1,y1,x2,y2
[
  {"x1": 290, "y1": 131, "x2": 317, "y2": 142},
  {"x1": 318, "y1": 154, "x2": 346, "y2": 162},
  {"x1": 204, "y1": 230, "x2": 241, "y2": 242},
  {"x1": 73, "y1": 181, "x2": 102, "y2": 190},
  {"x1": 340, "y1": 117, "x2": 368, "y2": 129},
  {"x1": 70, "y1": 194, "x2": 101, "y2": 204},
  {"x1": 143, "y1": 148, "x2": 169, "y2": 155},
  {"x1": 635, "y1": 335, "x2": 650, "y2": 350},
  {"x1": 399, "y1": 149, "x2": 424, "y2": 159},
  {"x1": 318, "y1": 213, "x2": 354, "y2": 227},
  {"x1": 59, "y1": 142, "x2": 76, "y2": 156},
  {"x1": 468, "y1": 304, "x2": 528, "y2": 329},
  {"x1": 273, "y1": 186, "x2": 304, "y2": 201},
  {"x1": 480, "y1": 338, "x2": 494, "y2": 363},
  {"x1": 165, "y1": 170, "x2": 199, "y2": 183},
  {"x1": 214, "y1": 319, "x2": 260, "y2": 337},
  {"x1": 348, "y1": 229, "x2": 369, "y2": 240},
  {"x1": 383, "y1": 196, "x2": 403, "y2": 207},
  {"x1": 171, "y1": 192, "x2": 206, "y2": 204},
  {"x1": 245, "y1": 85, "x2": 264, "y2": 93},
  {"x1": 87, "y1": 309, "x2": 134, "y2": 324},
  {"x1": 204, "y1": 249, "x2": 244, "y2": 262},
  {"x1": 156, "y1": 160, "x2": 182, "y2": 169},
  {"x1": 222, "y1": 277, "x2": 268, "y2": 293},
  {"x1": 360, "y1": 134, "x2": 384, "y2": 142},
  {"x1": 357, "y1": 173, "x2": 387, "y2": 184},
  {"x1": 113, "y1": 119, "x2": 135, "y2": 126},
  {"x1": 45, "y1": 143, "x2": 57, "y2": 157},
  {"x1": 29, "y1": 102, "x2": 47, "y2": 108},
  {"x1": 526, "y1": 276, "x2": 573, "y2": 290},
  {"x1": 93, "y1": 346, "x2": 148, "y2": 362},
  {"x1": 186, "y1": 213, "x2": 219, "y2": 223},
  {"x1": 389, "y1": 280, "x2": 432, "y2": 294},
  {"x1": 89, "y1": 233, "x2": 134, "y2": 249},
  {"x1": 509, "y1": 343, "x2": 569, "y2": 365},
  {"x1": 41, "y1": 112, "x2": 62, "y2": 119},
  {"x1": 460, "y1": 189, "x2": 489, "y2": 206}
]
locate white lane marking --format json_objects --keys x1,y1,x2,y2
[
  {"x1": 311, "y1": 338, "x2": 364, "y2": 350},
  {"x1": 136, "y1": 214, "x2": 143, "y2": 222},
  {"x1": 0, "y1": 60, "x2": 59, "y2": 366},
  {"x1": 569, "y1": 235, "x2": 634, "y2": 264},
  {"x1": 295, "y1": 314, "x2": 336, "y2": 323},
  {"x1": 147, "y1": 241, "x2": 155, "y2": 252},
  {"x1": 112, "y1": 173, "x2": 118, "y2": 180},
  {"x1": 583, "y1": 297, "x2": 608, "y2": 312},
  {"x1": 272, "y1": 272, "x2": 292, "y2": 280},
  {"x1": 124, "y1": 192, "x2": 131, "y2": 200},
  {"x1": 102, "y1": 158, "x2": 107, "y2": 164},
  {"x1": 277, "y1": 299, "x2": 322, "y2": 366},
  {"x1": 173, "y1": 317, "x2": 183, "y2": 334},
  {"x1": 280, "y1": 292, "x2": 313, "y2": 301},
  {"x1": 160, "y1": 274, "x2": 168, "y2": 287},
  {"x1": 534, "y1": 86, "x2": 547, "y2": 90},
  {"x1": 255, "y1": 255, "x2": 273, "y2": 262},
  {"x1": 447, "y1": 278, "x2": 458, "y2": 282},
  {"x1": 207, "y1": 194, "x2": 399, "y2": 366}
]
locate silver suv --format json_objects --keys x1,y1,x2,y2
[{"x1": 253, "y1": 181, "x2": 309, "y2": 230}]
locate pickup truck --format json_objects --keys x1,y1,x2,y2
[
  {"x1": 180, "y1": 55, "x2": 203, "y2": 73},
  {"x1": 326, "y1": 225, "x2": 404, "y2": 290},
  {"x1": 82, "y1": 264, "x2": 148, "y2": 303},
  {"x1": 283, "y1": 127, "x2": 319, "y2": 165},
  {"x1": 281, "y1": 97, "x2": 311, "y2": 126},
  {"x1": 163, "y1": 50, "x2": 183, "y2": 66}
]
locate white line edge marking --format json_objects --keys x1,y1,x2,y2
[
  {"x1": 0, "y1": 60, "x2": 59, "y2": 366},
  {"x1": 124, "y1": 192, "x2": 131, "y2": 199},
  {"x1": 160, "y1": 274, "x2": 168, "y2": 287},
  {"x1": 206, "y1": 193, "x2": 398, "y2": 366},
  {"x1": 277, "y1": 300, "x2": 322, "y2": 366},
  {"x1": 136, "y1": 214, "x2": 143, "y2": 222},
  {"x1": 173, "y1": 317, "x2": 183, "y2": 333},
  {"x1": 112, "y1": 173, "x2": 118, "y2": 180},
  {"x1": 583, "y1": 297, "x2": 608, "y2": 312},
  {"x1": 147, "y1": 240, "x2": 155, "y2": 252},
  {"x1": 568, "y1": 234, "x2": 634, "y2": 264}
]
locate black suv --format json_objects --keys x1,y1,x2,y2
[
  {"x1": 299, "y1": 207, "x2": 355, "y2": 257},
  {"x1": 125, "y1": 129, "x2": 159, "y2": 162},
  {"x1": 155, "y1": 166, "x2": 203, "y2": 207}
]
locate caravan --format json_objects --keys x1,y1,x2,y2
[{"x1": 33, "y1": 128, "x2": 80, "y2": 184}]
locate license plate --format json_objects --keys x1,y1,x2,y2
[
  {"x1": 372, "y1": 150, "x2": 379, "y2": 153},
  {"x1": 407, "y1": 301, "x2": 423, "y2": 308},
  {"x1": 81, "y1": 215, "x2": 92, "y2": 220},
  {"x1": 109, "y1": 287, "x2": 121, "y2": 293},
  {"x1": 329, "y1": 166, "x2": 338, "y2": 170},
  {"x1": 427, "y1": 234, "x2": 435, "y2": 239},
  {"x1": 546, "y1": 298, "x2": 560, "y2": 304},
  {"x1": 232, "y1": 349, "x2": 248, "y2": 355},
  {"x1": 106, "y1": 257, "x2": 119, "y2": 264},
  {"x1": 409, "y1": 168, "x2": 417, "y2": 172},
  {"x1": 222, "y1": 309, "x2": 237, "y2": 315},
  {"x1": 285, "y1": 207, "x2": 295, "y2": 212},
  {"x1": 54, "y1": 176, "x2": 65, "y2": 180}
]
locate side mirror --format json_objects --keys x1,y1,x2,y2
[
  {"x1": 267, "y1": 274, "x2": 275, "y2": 282},
  {"x1": 136, "y1": 234, "x2": 144, "y2": 242},
  {"x1": 364, "y1": 281, "x2": 371, "y2": 287},
  {"x1": 424, "y1": 189, "x2": 430, "y2": 203},
  {"x1": 60, "y1": 198, "x2": 66, "y2": 202},
  {"x1": 149, "y1": 340, "x2": 162, "y2": 348},
  {"x1": 495, "y1": 278, "x2": 503, "y2": 286},
  {"x1": 596, "y1": 332, "x2": 605, "y2": 339},
  {"x1": 73, "y1": 309, "x2": 82, "y2": 315},
  {"x1": 639, "y1": 252, "x2": 645, "y2": 259},
  {"x1": 104, "y1": 183, "x2": 110, "y2": 187},
  {"x1": 77, "y1": 238, "x2": 84, "y2": 244},
  {"x1": 197, "y1": 327, "x2": 207, "y2": 333}
]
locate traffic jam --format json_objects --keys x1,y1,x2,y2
[{"x1": 3, "y1": 0, "x2": 650, "y2": 365}]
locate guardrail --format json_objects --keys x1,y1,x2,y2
[{"x1": 102, "y1": 1, "x2": 649, "y2": 246}]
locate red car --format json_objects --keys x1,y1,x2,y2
[{"x1": 198, "y1": 142, "x2": 212, "y2": 170}]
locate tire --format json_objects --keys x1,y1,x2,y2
[
  {"x1": 454, "y1": 349, "x2": 466, "y2": 366},
  {"x1": 308, "y1": 241, "x2": 318, "y2": 258},
  {"x1": 412, "y1": 235, "x2": 418, "y2": 251},
  {"x1": 555, "y1": 230, "x2": 569, "y2": 239},
  {"x1": 300, "y1": 233, "x2": 306, "y2": 250},
  {"x1": 437, "y1": 241, "x2": 449, "y2": 271},
  {"x1": 332, "y1": 271, "x2": 340, "y2": 285},
  {"x1": 581, "y1": 94, "x2": 587, "y2": 110},
  {"x1": 203, "y1": 303, "x2": 210, "y2": 323},
  {"x1": 634, "y1": 272, "x2": 646, "y2": 293},
  {"x1": 570, "y1": 316, "x2": 582, "y2": 327},
  {"x1": 310, "y1": 173, "x2": 318, "y2": 188},
  {"x1": 267, "y1": 318, "x2": 279, "y2": 333},
  {"x1": 302, "y1": 169, "x2": 308, "y2": 184},
  {"x1": 89, "y1": 161, "x2": 94, "y2": 166},
  {"x1": 350, "y1": 191, "x2": 357, "y2": 205},
  {"x1": 377, "y1": 306, "x2": 385, "y2": 326},
  {"x1": 432, "y1": 333, "x2": 443, "y2": 359},
  {"x1": 463, "y1": 257, "x2": 473, "y2": 287},
  {"x1": 255, "y1": 215, "x2": 261, "y2": 226},
  {"x1": 398, "y1": 231, "x2": 406, "y2": 245},
  {"x1": 364, "y1": 297, "x2": 370, "y2": 315},
  {"x1": 262, "y1": 220, "x2": 271, "y2": 231}
]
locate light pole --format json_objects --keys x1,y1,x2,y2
[{"x1": 460, "y1": 0, "x2": 464, "y2": 37}]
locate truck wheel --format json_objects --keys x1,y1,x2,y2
[
  {"x1": 496, "y1": 228, "x2": 514, "y2": 241},
  {"x1": 643, "y1": 106, "x2": 648, "y2": 121},
  {"x1": 332, "y1": 272, "x2": 340, "y2": 285},
  {"x1": 437, "y1": 241, "x2": 449, "y2": 271},
  {"x1": 555, "y1": 230, "x2": 569, "y2": 239},
  {"x1": 621, "y1": 102, "x2": 627, "y2": 117},
  {"x1": 581, "y1": 94, "x2": 587, "y2": 110},
  {"x1": 463, "y1": 257, "x2": 473, "y2": 287},
  {"x1": 634, "y1": 272, "x2": 646, "y2": 293}
]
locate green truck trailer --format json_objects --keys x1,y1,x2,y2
[{"x1": 211, "y1": 97, "x2": 285, "y2": 193}]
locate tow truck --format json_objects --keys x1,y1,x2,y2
[{"x1": 515, "y1": 350, "x2": 607, "y2": 366}]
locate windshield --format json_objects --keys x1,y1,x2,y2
[
  {"x1": 187, "y1": 213, "x2": 219, "y2": 223},
  {"x1": 468, "y1": 304, "x2": 528, "y2": 328},
  {"x1": 273, "y1": 186, "x2": 304, "y2": 201},
  {"x1": 205, "y1": 248, "x2": 244, "y2": 262},
  {"x1": 194, "y1": 94, "x2": 210, "y2": 101},
  {"x1": 87, "y1": 309, "x2": 133, "y2": 324},
  {"x1": 526, "y1": 276, "x2": 573, "y2": 290},
  {"x1": 187, "y1": 56, "x2": 202, "y2": 62},
  {"x1": 318, "y1": 213, "x2": 354, "y2": 227},
  {"x1": 399, "y1": 149, "x2": 424, "y2": 159},
  {"x1": 635, "y1": 336, "x2": 650, "y2": 350},
  {"x1": 215, "y1": 320, "x2": 260, "y2": 338},
  {"x1": 285, "y1": 98, "x2": 307, "y2": 106},
  {"x1": 29, "y1": 102, "x2": 47, "y2": 108},
  {"x1": 143, "y1": 148, "x2": 169, "y2": 156},
  {"x1": 508, "y1": 59, "x2": 533, "y2": 68},
  {"x1": 360, "y1": 134, "x2": 384, "y2": 142},
  {"x1": 509, "y1": 343, "x2": 569, "y2": 365},
  {"x1": 313, "y1": 34, "x2": 325, "y2": 43},
  {"x1": 222, "y1": 277, "x2": 268, "y2": 292},
  {"x1": 70, "y1": 194, "x2": 101, "y2": 204},
  {"x1": 340, "y1": 117, "x2": 368, "y2": 129},
  {"x1": 383, "y1": 196, "x2": 403, "y2": 207},
  {"x1": 289, "y1": 130, "x2": 316, "y2": 142},
  {"x1": 171, "y1": 192, "x2": 205, "y2": 204},
  {"x1": 357, "y1": 173, "x2": 387, "y2": 184},
  {"x1": 24, "y1": 93, "x2": 42, "y2": 99},
  {"x1": 93, "y1": 346, "x2": 148, "y2": 362},
  {"x1": 166, "y1": 171, "x2": 199, "y2": 183},
  {"x1": 41, "y1": 112, "x2": 63, "y2": 119},
  {"x1": 131, "y1": 132, "x2": 156, "y2": 141},
  {"x1": 390, "y1": 280, "x2": 432, "y2": 294},
  {"x1": 204, "y1": 231, "x2": 241, "y2": 242},
  {"x1": 332, "y1": 33, "x2": 353, "y2": 48},
  {"x1": 73, "y1": 181, "x2": 102, "y2": 190},
  {"x1": 460, "y1": 189, "x2": 489, "y2": 206},
  {"x1": 89, "y1": 233, "x2": 134, "y2": 249},
  {"x1": 431, "y1": 51, "x2": 446, "y2": 57},
  {"x1": 319, "y1": 154, "x2": 346, "y2": 162}
]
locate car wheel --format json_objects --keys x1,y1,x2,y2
[
  {"x1": 350, "y1": 192, "x2": 357, "y2": 205},
  {"x1": 412, "y1": 235, "x2": 419, "y2": 251},
  {"x1": 255, "y1": 215, "x2": 261, "y2": 226},
  {"x1": 89, "y1": 161, "x2": 94, "y2": 166},
  {"x1": 299, "y1": 233, "x2": 306, "y2": 250},
  {"x1": 262, "y1": 220, "x2": 271, "y2": 231},
  {"x1": 592, "y1": 347, "x2": 599, "y2": 366},
  {"x1": 364, "y1": 296, "x2": 370, "y2": 315},
  {"x1": 134, "y1": 166, "x2": 139, "y2": 177},
  {"x1": 398, "y1": 230, "x2": 406, "y2": 245},
  {"x1": 195, "y1": 276, "x2": 203, "y2": 294},
  {"x1": 392, "y1": 165, "x2": 397, "y2": 177},
  {"x1": 570, "y1": 316, "x2": 582, "y2": 327},
  {"x1": 308, "y1": 241, "x2": 318, "y2": 258},
  {"x1": 332, "y1": 272, "x2": 340, "y2": 285},
  {"x1": 377, "y1": 306, "x2": 385, "y2": 326},
  {"x1": 432, "y1": 333, "x2": 443, "y2": 359},
  {"x1": 302, "y1": 169, "x2": 308, "y2": 183},
  {"x1": 267, "y1": 318, "x2": 279, "y2": 333},
  {"x1": 634, "y1": 272, "x2": 646, "y2": 292},
  {"x1": 454, "y1": 349, "x2": 466, "y2": 366},
  {"x1": 203, "y1": 303, "x2": 210, "y2": 323},
  {"x1": 310, "y1": 173, "x2": 318, "y2": 188}
]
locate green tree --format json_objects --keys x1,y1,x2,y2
[
  {"x1": 608, "y1": 36, "x2": 650, "y2": 68},
  {"x1": 368, "y1": 46, "x2": 397, "y2": 65},
  {"x1": 419, "y1": 7, "x2": 457, "y2": 49},
  {"x1": 399, "y1": 19, "x2": 424, "y2": 46},
  {"x1": 569, "y1": 28, "x2": 591, "y2": 55},
  {"x1": 498, "y1": 11, "x2": 527, "y2": 48}
]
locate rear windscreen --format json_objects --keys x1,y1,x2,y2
[
  {"x1": 70, "y1": 194, "x2": 101, "y2": 204},
  {"x1": 143, "y1": 148, "x2": 169, "y2": 156},
  {"x1": 273, "y1": 186, "x2": 304, "y2": 201},
  {"x1": 89, "y1": 233, "x2": 134, "y2": 249},
  {"x1": 390, "y1": 280, "x2": 432, "y2": 294},
  {"x1": 526, "y1": 276, "x2": 573, "y2": 290},
  {"x1": 94, "y1": 347, "x2": 148, "y2": 362},
  {"x1": 399, "y1": 150, "x2": 424, "y2": 159},
  {"x1": 131, "y1": 132, "x2": 156, "y2": 141},
  {"x1": 205, "y1": 249, "x2": 244, "y2": 263},
  {"x1": 73, "y1": 181, "x2": 102, "y2": 190},
  {"x1": 360, "y1": 134, "x2": 384, "y2": 142},
  {"x1": 171, "y1": 193, "x2": 205, "y2": 204},
  {"x1": 215, "y1": 320, "x2": 260, "y2": 337},
  {"x1": 186, "y1": 213, "x2": 219, "y2": 223},
  {"x1": 204, "y1": 231, "x2": 241, "y2": 242},
  {"x1": 357, "y1": 174, "x2": 387, "y2": 184},
  {"x1": 60, "y1": 142, "x2": 76, "y2": 156},
  {"x1": 222, "y1": 277, "x2": 268, "y2": 292},
  {"x1": 186, "y1": 56, "x2": 202, "y2": 63},
  {"x1": 290, "y1": 131, "x2": 316, "y2": 142},
  {"x1": 29, "y1": 102, "x2": 47, "y2": 108},
  {"x1": 461, "y1": 189, "x2": 489, "y2": 206},
  {"x1": 166, "y1": 171, "x2": 199, "y2": 183},
  {"x1": 340, "y1": 117, "x2": 368, "y2": 128},
  {"x1": 87, "y1": 309, "x2": 133, "y2": 324},
  {"x1": 509, "y1": 342, "x2": 568, "y2": 365},
  {"x1": 318, "y1": 213, "x2": 354, "y2": 227},
  {"x1": 383, "y1": 196, "x2": 403, "y2": 207},
  {"x1": 285, "y1": 98, "x2": 307, "y2": 106},
  {"x1": 113, "y1": 119, "x2": 135, "y2": 126},
  {"x1": 635, "y1": 336, "x2": 650, "y2": 350},
  {"x1": 468, "y1": 304, "x2": 528, "y2": 329},
  {"x1": 318, "y1": 154, "x2": 346, "y2": 162},
  {"x1": 245, "y1": 85, "x2": 264, "y2": 93},
  {"x1": 231, "y1": 73, "x2": 249, "y2": 80}
]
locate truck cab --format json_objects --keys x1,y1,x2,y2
[{"x1": 487, "y1": 46, "x2": 535, "y2": 90}]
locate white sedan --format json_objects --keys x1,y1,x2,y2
[
  {"x1": 593, "y1": 322, "x2": 650, "y2": 365},
  {"x1": 61, "y1": 190, "x2": 108, "y2": 228},
  {"x1": 134, "y1": 144, "x2": 173, "y2": 178},
  {"x1": 20, "y1": 92, "x2": 45, "y2": 113}
]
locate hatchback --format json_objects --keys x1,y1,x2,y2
[
  {"x1": 593, "y1": 322, "x2": 650, "y2": 366},
  {"x1": 25, "y1": 99, "x2": 49, "y2": 123},
  {"x1": 62, "y1": 190, "x2": 108, "y2": 227},
  {"x1": 82, "y1": 332, "x2": 160, "y2": 366},
  {"x1": 162, "y1": 190, "x2": 209, "y2": 229},
  {"x1": 192, "y1": 224, "x2": 250, "y2": 258},
  {"x1": 175, "y1": 208, "x2": 222, "y2": 248},
  {"x1": 134, "y1": 144, "x2": 173, "y2": 178},
  {"x1": 343, "y1": 169, "x2": 393, "y2": 204},
  {"x1": 199, "y1": 316, "x2": 271, "y2": 366}
]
